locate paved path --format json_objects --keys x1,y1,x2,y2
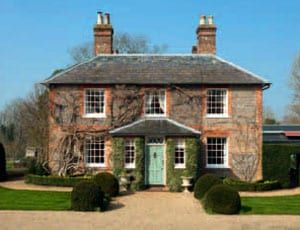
[{"x1": 1, "y1": 192, "x2": 300, "y2": 230}]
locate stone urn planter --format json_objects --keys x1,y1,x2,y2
[
  {"x1": 119, "y1": 174, "x2": 130, "y2": 192},
  {"x1": 181, "y1": 176, "x2": 193, "y2": 193}
]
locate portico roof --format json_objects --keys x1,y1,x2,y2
[{"x1": 109, "y1": 118, "x2": 201, "y2": 136}]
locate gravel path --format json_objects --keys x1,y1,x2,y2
[{"x1": 1, "y1": 192, "x2": 300, "y2": 230}]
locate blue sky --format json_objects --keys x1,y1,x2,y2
[{"x1": 0, "y1": 0, "x2": 299, "y2": 119}]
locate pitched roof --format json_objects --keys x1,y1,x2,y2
[
  {"x1": 263, "y1": 125, "x2": 300, "y2": 144},
  {"x1": 109, "y1": 118, "x2": 201, "y2": 136},
  {"x1": 43, "y1": 54, "x2": 270, "y2": 87},
  {"x1": 263, "y1": 125, "x2": 300, "y2": 133}
]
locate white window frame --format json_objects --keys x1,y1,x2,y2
[
  {"x1": 206, "y1": 137, "x2": 229, "y2": 168},
  {"x1": 206, "y1": 88, "x2": 228, "y2": 118},
  {"x1": 84, "y1": 136, "x2": 106, "y2": 167},
  {"x1": 174, "y1": 139, "x2": 186, "y2": 169},
  {"x1": 124, "y1": 139, "x2": 135, "y2": 169},
  {"x1": 83, "y1": 88, "x2": 106, "y2": 118},
  {"x1": 144, "y1": 89, "x2": 166, "y2": 117}
]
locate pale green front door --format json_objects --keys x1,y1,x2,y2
[{"x1": 145, "y1": 145, "x2": 164, "y2": 185}]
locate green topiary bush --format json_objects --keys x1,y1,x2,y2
[
  {"x1": 194, "y1": 174, "x2": 222, "y2": 200},
  {"x1": 203, "y1": 184, "x2": 241, "y2": 214},
  {"x1": 71, "y1": 181, "x2": 104, "y2": 211},
  {"x1": 0, "y1": 143, "x2": 7, "y2": 181},
  {"x1": 93, "y1": 172, "x2": 119, "y2": 197}
]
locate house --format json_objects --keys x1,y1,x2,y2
[
  {"x1": 43, "y1": 12, "x2": 270, "y2": 189},
  {"x1": 263, "y1": 125, "x2": 300, "y2": 144}
]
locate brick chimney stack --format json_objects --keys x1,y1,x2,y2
[
  {"x1": 193, "y1": 15, "x2": 217, "y2": 54},
  {"x1": 94, "y1": 12, "x2": 114, "y2": 55}
]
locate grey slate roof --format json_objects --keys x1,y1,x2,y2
[
  {"x1": 110, "y1": 118, "x2": 201, "y2": 136},
  {"x1": 43, "y1": 54, "x2": 270, "y2": 86},
  {"x1": 263, "y1": 125, "x2": 300, "y2": 132},
  {"x1": 263, "y1": 125, "x2": 300, "y2": 144}
]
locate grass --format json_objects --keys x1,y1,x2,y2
[
  {"x1": 241, "y1": 195, "x2": 300, "y2": 214},
  {"x1": 0, "y1": 187, "x2": 70, "y2": 211}
]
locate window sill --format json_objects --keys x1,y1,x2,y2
[
  {"x1": 205, "y1": 165, "x2": 229, "y2": 169},
  {"x1": 174, "y1": 165, "x2": 186, "y2": 169},
  {"x1": 83, "y1": 114, "x2": 106, "y2": 119},
  {"x1": 206, "y1": 114, "x2": 229, "y2": 119},
  {"x1": 144, "y1": 114, "x2": 166, "y2": 118},
  {"x1": 125, "y1": 166, "x2": 135, "y2": 169},
  {"x1": 86, "y1": 163, "x2": 106, "y2": 168}
]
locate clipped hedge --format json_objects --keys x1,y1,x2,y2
[
  {"x1": 194, "y1": 174, "x2": 222, "y2": 200},
  {"x1": 223, "y1": 177, "x2": 281, "y2": 191},
  {"x1": 203, "y1": 184, "x2": 241, "y2": 214},
  {"x1": 263, "y1": 144, "x2": 300, "y2": 188},
  {"x1": 93, "y1": 172, "x2": 119, "y2": 197},
  {"x1": 71, "y1": 181, "x2": 104, "y2": 211},
  {"x1": 25, "y1": 174, "x2": 92, "y2": 187}
]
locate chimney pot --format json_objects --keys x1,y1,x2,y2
[
  {"x1": 194, "y1": 15, "x2": 217, "y2": 54},
  {"x1": 207, "y1": 16, "x2": 214, "y2": 25},
  {"x1": 199, "y1": 15, "x2": 206, "y2": 25},
  {"x1": 104, "y1": 13, "x2": 110, "y2": 25},
  {"x1": 97, "y1": 12, "x2": 103, "y2": 25}
]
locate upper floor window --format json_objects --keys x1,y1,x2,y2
[
  {"x1": 206, "y1": 89, "x2": 228, "y2": 117},
  {"x1": 124, "y1": 139, "x2": 135, "y2": 169},
  {"x1": 84, "y1": 88, "x2": 105, "y2": 117},
  {"x1": 84, "y1": 136, "x2": 105, "y2": 167},
  {"x1": 206, "y1": 137, "x2": 228, "y2": 168},
  {"x1": 174, "y1": 139, "x2": 185, "y2": 169},
  {"x1": 145, "y1": 90, "x2": 166, "y2": 116}
]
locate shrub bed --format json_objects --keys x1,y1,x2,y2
[
  {"x1": 71, "y1": 181, "x2": 104, "y2": 211},
  {"x1": 25, "y1": 174, "x2": 92, "y2": 187},
  {"x1": 263, "y1": 144, "x2": 300, "y2": 188},
  {"x1": 93, "y1": 172, "x2": 119, "y2": 197},
  {"x1": 194, "y1": 174, "x2": 222, "y2": 200},
  {"x1": 203, "y1": 184, "x2": 241, "y2": 214},
  {"x1": 223, "y1": 178, "x2": 281, "y2": 191}
]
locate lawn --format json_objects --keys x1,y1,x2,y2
[
  {"x1": 241, "y1": 195, "x2": 300, "y2": 214},
  {"x1": 0, "y1": 187, "x2": 70, "y2": 211}
]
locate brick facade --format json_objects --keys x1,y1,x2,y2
[{"x1": 48, "y1": 84, "x2": 263, "y2": 180}]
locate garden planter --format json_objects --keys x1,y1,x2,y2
[{"x1": 181, "y1": 176, "x2": 193, "y2": 192}]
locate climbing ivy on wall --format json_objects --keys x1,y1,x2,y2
[
  {"x1": 166, "y1": 137, "x2": 200, "y2": 192},
  {"x1": 111, "y1": 137, "x2": 145, "y2": 191},
  {"x1": 112, "y1": 137, "x2": 125, "y2": 177}
]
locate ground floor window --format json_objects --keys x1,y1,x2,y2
[
  {"x1": 124, "y1": 139, "x2": 135, "y2": 168},
  {"x1": 84, "y1": 136, "x2": 105, "y2": 167},
  {"x1": 174, "y1": 139, "x2": 185, "y2": 168},
  {"x1": 206, "y1": 137, "x2": 228, "y2": 168}
]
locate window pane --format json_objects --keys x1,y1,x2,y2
[
  {"x1": 85, "y1": 89, "x2": 105, "y2": 114},
  {"x1": 207, "y1": 137, "x2": 227, "y2": 167},
  {"x1": 207, "y1": 89, "x2": 227, "y2": 115},
  {"x1": 145, "y1": 90, "x2": 165, "y2": 115},
  {"x1": 174, "y1": 139, "x2": 185, "y2": 168},
  {"x1": 85, "y1": 136, "x2": 105, "y2": 166},
  {"x1": 124, "y1": 139, "x2": 135, "y2": 168}
]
